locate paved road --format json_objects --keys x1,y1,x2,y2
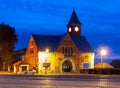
[{"x1": 0, "y1": 74, "x2": 120, "y2": 88}]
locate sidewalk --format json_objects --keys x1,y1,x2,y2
[
  {"x1": 0, "y1": 71, "x2": 83, "y2": 75},
  {"x1": 0, "y1": 71, "x2": 13, "y2": 74}
]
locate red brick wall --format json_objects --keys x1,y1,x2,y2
[
  {"x1": 57, "y1": 34, "x2": 80, "y2": 69},
  {"x1": 25, "y1": 35, "x2": 38, "y2": 70}
]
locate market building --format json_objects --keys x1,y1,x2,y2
[{"x1": 13, "y1": 10, "x2": 94, "y2": 74}]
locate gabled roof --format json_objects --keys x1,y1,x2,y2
[
  {"x1": 71, "y1": 36, "x2": 93, "y2": 53},
  {"x1": 32, "y1": 34, "x2": 65, "y2": 51},
  {"x1": 67, "y1": 10, "x2": 81, "y2": 26},
  {"x1": 95, "y1": 62, "x2": 114, "y2": 69},
  {"x1": 13, "y1": 60, "x2": 29, "y2": 66},
  {"x1": 32, "y1": 34, "x2": 93, "y2": 53}
]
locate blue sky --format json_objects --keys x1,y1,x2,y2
[{"x1": 0, "y1": 0, "x2": 120, "y2": 62}]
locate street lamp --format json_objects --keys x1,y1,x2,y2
[{"x1": 99, "y1": 47, "x2": 108, "y2": 69}]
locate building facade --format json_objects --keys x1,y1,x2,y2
[{"x1": 14, "y1": 10, "x2": 94, "y2": 74}]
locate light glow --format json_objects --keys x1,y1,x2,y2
[
  {"x1": 45, "y1": 49, "x2": 49, "y2": 52},
  {"x1": 75, "y1": 27, "x2": 79, "y2": 32},
  {"x1": 100, "y1": 49, "x2": 107, "y2": 56},
  {"x1": 97, "y1": 45, "x2": 110, "y2": 57},
  {"x1": 97, "y1": 46, "x2": 110, "y2": 68},
  {"x1": 38, "y1": 49, "x2": 50, "y2": 73},
  {"x1": 69, "y1": 27, "x2": 71, "y2": 32},
  {"x1": 38, "y1": 52, "x2": 50, "y2": 59}
]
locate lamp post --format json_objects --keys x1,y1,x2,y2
[{"x1": 100, "y1": 48, "x2": 107, "y2": 69}]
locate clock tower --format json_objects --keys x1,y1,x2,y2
[{"x1": 67, "y1": 10, "x2": 81, "y2": 36}]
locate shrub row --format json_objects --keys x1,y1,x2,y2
[{"x1": 80, "y1": 69, "x2": 120, "y2": 75}]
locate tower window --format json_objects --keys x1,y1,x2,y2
[
  {"x1": 69, "y1": 27, "x2": 71, "y2": 32},
  {"x1": 75, "y1": 27, "x2": 79, "y2": 32}
]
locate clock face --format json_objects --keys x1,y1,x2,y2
[
  {"x1": 69, "y1": 27, "x2": 71, "y2": 32},
  {"x1": 75, "y1": 27, "x2": 79, "y2": 32}
]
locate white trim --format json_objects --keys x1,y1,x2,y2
[{"x1": 20, "y1": 65, "x2": 29, "y2": 66}]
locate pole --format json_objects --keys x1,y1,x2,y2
[
  {"x1": 45, "y1": 67, "x2": 47, "y2": 74},
  {"x1": 101, "y1": 55, "x2": 103, "y2": 69},
  {"x1": 45, "y1": 58, "x2": 47, "y2": 75}
]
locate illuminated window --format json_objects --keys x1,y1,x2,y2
[
  {"x1": 30, "y1": 48, "x2": 34, "y2": 54},
  {"x1": 69, "y1": 27, "x2": 71, "y2": 32},
  {"x1": 83, "y1": 63, "x2": 90, "y2": 69},
  {"x1": 84, "y1": 55, "x2": 89, "y2": 62},
  {"x1": 74, "y1": 27, "x2": 79, "y2": 32},
  {"x1": 62, "y1": 46, "x2": 73, "y2": 56}
]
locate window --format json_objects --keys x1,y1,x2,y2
[
  {"x1": 85, "y1": 55, "x2": 88, "y2": 59},
  {"x1": 84, "y1": 55, "x2": 89, "y2": 62},
  {"x1": 83, "y1": 63, "x2": 90, "y2": 69},
  {"x1": 74, "y1": 27, "x2": 79, "y2": 32},
  {"x1": 68, "y1": 27, "x2": 71, "y2": 32},
  {"x1": 30, "y1": 48, "x2": 34, "y2": 54},
  {"x1": 62, "y1": 46, "x2": 73, "y2": 56}
]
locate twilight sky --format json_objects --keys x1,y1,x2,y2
[{"x1": 0, "y1": 0, "x2": 120, "y2": 62}]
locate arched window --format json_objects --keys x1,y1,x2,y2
[
  {"x1": 62, "y1": 46, "x2": 73, "y2": 56},
  {"x1": 30, "y1": 48, "x2": 34, "y2": 54}
]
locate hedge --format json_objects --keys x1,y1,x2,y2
[{"x1": 80, "y1": 69, "x2": 120, "y2": 75}]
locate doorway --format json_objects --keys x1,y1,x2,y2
[{"x1": 62, "y1": 60, "x2": 72, "y2": 72}]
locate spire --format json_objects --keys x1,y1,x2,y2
[
  {"x1": 67, "y1": 10, "x2": 82, "y2": 36},
  {"x1": 67, "y1": 10, "x2": 81, "y2": 26}
]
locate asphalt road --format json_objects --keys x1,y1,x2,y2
[{"x1": 0, "y1": 74, "x2": 120, "y2": 88}]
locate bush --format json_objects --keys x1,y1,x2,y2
[
  {"x1": 80, "y1": 69, "x2": 89, "y2": 74},
  {"x1": 98, "y1": 68, "x2": 120, "y2": 75},
  {"x1": 80, "y1": 69, "x2": 120, "y2": 75},
  {"x1": 80, "y1": 69, "x2": 98, "y2": 74}
]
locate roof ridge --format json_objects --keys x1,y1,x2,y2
[{"x1": 32, "y1": 33, "x2": 65, "y2": 37}]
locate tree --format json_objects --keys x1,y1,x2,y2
[
  {"x1": 0, "y1": 23, "x2": 18, "y2": 71},
  {"x1": 110, "y1": 59, "x2": 120, "y2": 68}
]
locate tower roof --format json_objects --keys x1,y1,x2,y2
[{"x1": 67, "y1": 10, "x2": 81, "y2": 26}]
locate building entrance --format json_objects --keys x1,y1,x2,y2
[
  {"x1": 22, "y1": 66, "x2": 27, "y2": 72},
  {"x1": 62, "y1": 60, "x2": 72, "y2": 72}
]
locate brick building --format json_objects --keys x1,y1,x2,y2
[{"x1": 13, "y1": 10, "x2": 94, "y2": 74}]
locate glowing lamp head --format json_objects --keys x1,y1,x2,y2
[
  {"x1": 45, "y1": 49, "x2": 49, "y2": 52},
  {"x1": 100, "y1": 49, "x2": 107, "y2": 56}
]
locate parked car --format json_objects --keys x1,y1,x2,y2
[{"x1": 23, "y1": 69, "x2": 36, "y2": 74}]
